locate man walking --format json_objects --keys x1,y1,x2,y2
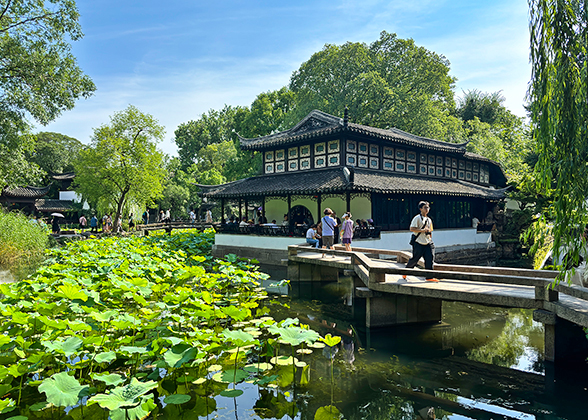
[
  {"x1": 320, "y1": 208, "x2": 338, "y2": 258},
  {"x1": 405, "y1": 201, "x2": 439, "y2": 282}
]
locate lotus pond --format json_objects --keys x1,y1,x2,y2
[{"x1": 1, "y1": 231, "x2": 587, "y2": 420}]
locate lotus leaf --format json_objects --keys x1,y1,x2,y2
[
  {"x1": 6, "y1": 415, "x2": 27, "y2": 420},
  {"x1": 321, "y1": 334, "x2": 341, "y2": 347},
  {"x1": 57, "y1": 284, "x2": 88, "y2": 301},
  {"x1": 222, "y1": 329, "x2": 256, "y2": 346},
  {"x1": 120, "y1": 346, "x2": 148, "y2": 355},
  {"x1": 244, "y1": 362, "x2": 273, "y2": 372},
  {"x1": 38, "y1": 371, "x2": 88, "y2": 407},
  {"x1": 92, "y1": 373, "x2": 125, "y2": 386},
  {"x1": 192, "y1": 377, "x2": 207, "y2": 385},
  {"x1": 0, "y1": 399, "x2": 15, "y2": 412},
  {"x1": 163, "y1": 394, "x2": 191, "y2": 404},
  {"x1": 66, "y1": 320, "x2": 92, "y2": 332},
  {"x1": 207, "y1": 364, "x2": 222, "y2": 372},
  {"x1": 89, "y1": 377, "x2": 157, "y2": 410},
  {"x1": 270, "y1": 356, "x2": 297, "y2": 366},
  {"x1": 220, "y1": 389, "x2": 243, "y2": 397},
  {"x1": 94, "y1": 351, "x2": 116, "y2": 364},
  {"x1": 315, "y1": 405, "x2": 343, "y2": 420},
  {"x1": 163, "y1": 345, "x2": 198, "y2": 368},
  {"x1": 42, "y1": 336, "x2": 83, "y2": 357},
  {"x1": 110, "y1": 397, "x2": 156, "y2": 420}
]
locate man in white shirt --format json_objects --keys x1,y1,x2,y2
[{"x1": 405, "y1": 201, "x2": 439, "y2": 282}]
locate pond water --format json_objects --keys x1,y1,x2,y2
[{"x1": 250, "y1": 267, "x2": 588, "y2": 420}]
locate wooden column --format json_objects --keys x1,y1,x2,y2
[
  {"x1": 346, "y1": 191, "x2": 351, "y2": 213},
  {"x1": 317, "y1": 194, "x2": 322, "y2": 222},
  {"x1": 262, "y1": 196, "x2": 266, "y2": 221},
  {"x1": 239, "y1": 198, "x2": 242, "y2": 222},
  {"x1": 221, "y1": 198, "x2": 225, "y2": 224},
  {"x1": 244, "y1": 199, "x2": 248, "y2": 222},
  {"x1": 287, "y1": 195, "x2": 292, "y2": 233}
]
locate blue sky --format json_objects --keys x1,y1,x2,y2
[{"x1": 41, "y1": 0, "x2": 531, "y2": 156}]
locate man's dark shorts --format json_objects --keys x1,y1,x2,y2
[{"x1": 323, "y1": 236, "x2": 334, "y2": 248}]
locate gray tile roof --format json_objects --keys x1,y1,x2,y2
[
  {"x1": 34, "y1": 199, "x2": 76, "y2": 212},
  {"x1": 239, "y1": 110, "x2": 468, "y2": 154},
  {"x1": 1, "y1": 185, "x2": 51, "y2": 198},
  {"x1": 200, "y1": 167, "x2": 506, "y2": 200}
]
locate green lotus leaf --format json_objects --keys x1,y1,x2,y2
[
  {"x1": 270, "y1": 356, "x2": 297, "y2": 366},
  {"x1": 300, "y1": 365, "x2": 310, "y2": 386},
  {"x1": 120, "y1": 346, "x2": 148, "y2": 355},
  {"x1": 315, "y1": 405, "x2": 343, "y2": 420},
  {"x1": 6, "y1": 415, "x2": 27, "y2": 420},
  {"x1": 0, "y1": 398, "x2": 15, "y2": 412},
  {"x1": 57, "y1": 284, "x2": 88, "y2": 302},
  {"x1": 222, "y1": 329, "x2": 256, "y2": 346},
  {"x1": 275, "y1": 326, "x2": 320, "y2": 346},
  {"x1": 95, "y1": 351, "x2": 116, "y2": 364},
  {"x1": 11, "y1": 312, "x2": 29, "y2": 325},
  {"x1": 29, "y1": 402, "x2": 50, "y2": 411},
  {"x1": 42, "y1": 336, "x2": 83, "y2": 357},
  {"x1": 163, "y1": 345, "x2": 198, "y2": 368},
  {"x1": 38, "y1": 371, "x2": 88, "y2": 407},
  {"x1": 220, "y1": 389, "x2": 243, "y2": 397},
  {"x1": 207, "y1": 364, "x2": 222, "y2": 372},
  {"x1": 89, "y1": 377, "x2": 157, "y2": 410},
  {"x1": 192, "y1": 377, "x2": 206, "y2": 385},
  {"x1": 297, "y1": 348, "x2": 313, "y2": 355},
  {"x1": 91, "y1": 310, "x2": 118, "y2": 323},
  {"x1": 66, "y1": 320, "x2": 92, "y2": 332},
  {"x1": 244, "y1": 362, "x2": 273, "y2": 372},
  {"x1": 161, "y1": 336, "x2": 183, "y2": 346},
  {"x1": 110, "y1": 396, "x2": 156, "y2": 420},
  {"x1": 0, "y1": 336, "x2": 11, "y2": 347},
  {"x1": 221, "y1": 306, "x2": 249, "y2": 321},
  {"x1": 92, "y1": 373, "x2": 125, "y2": 386},
  {"x1": 164, "y1": 394, "x2": 191, "y2": 405},
  {"x1": 309, "y1": 342, "x2": 325, "y2": 349},
  {"x1": 321, "y1": 334, "x2": 341, "y2": 347}
]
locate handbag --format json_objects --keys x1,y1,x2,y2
[{"x1": 409, "y1": 216, "x2": 428, "y2": 246}]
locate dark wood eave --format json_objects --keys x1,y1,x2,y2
[{"x1": 237, "y1": 109, "x2": 468, "y2": 155}]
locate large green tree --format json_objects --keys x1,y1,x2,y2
[
  {"x1": 27, "y1": 132, "x2": 82, "y2": 177},
  {"x1": 0, "y1": 0, "x2": 95, "y2": 187},
  {"x1": 528, "y1": 0, "x2": 588, "y2": 273},
  {"x1": 74, "y1": 106, "x2": 166, "y2": 230},
  {"x1": 288, "y1": 31, "x2": 460, "y2": 141}
]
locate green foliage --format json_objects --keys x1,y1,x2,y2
[
  {"x1": 0, "y1": 210, "x2": 48, "y2": 277},
  {"x1": 528, "y1": 0, "x2": 588, "y2": 278},
  {"x1": 289, "y1": 31, "x2": 458, "y2": 141},
  {"x1": 74, "y1": 105, "x2": 166, "y2": 228},
  {"x1": 27, "y1": 132, "x2": 83, "y2": 178},
  {"x1": 0, "y1": 0, "x2": 95, "y2": 187},
  {"x1": 0, "y1": 230, "x2": 328, "y2": 418}
]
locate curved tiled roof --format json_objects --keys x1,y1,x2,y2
[
  {"x1": 199, "y1": 167, "x2": 506, "y2": 200},
  {"x1": 238, "y1": 110, "x2": 467, "y2": 154},
  {"x1": 51, "y1": 172, "x2": 75, "y2": 181},
  {"x1": 2, "y1": 185, "x2": 51, "y2": 198},
  {"x1": 34, "y1": 199, "x2": 76, "y2": 212}
]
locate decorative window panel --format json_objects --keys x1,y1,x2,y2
[
  {"x1": 300, "y1": 145, "x2": 311, "y2": 157},
  {"x1": 265, "y1": 163, "x2": 274, "y2": 174},
  {"x1": 328, "y1": 153, "x2": 340, "y2": 166},
  {"x1": 419, "y1": 165, "x2": 427, "y2": 175},
  {"x1": 428, "y1": 155, "x2": 435, "y2": 165},
  {"x1": 428, "y1": 166, "x2": 435, "y2": 176},
  {"x1": 369, "y1": 145, "x2": 379, "y2": 156},
  {"x1": 265, "y1": 151, "x2": 274, "y2": 162},
  {"x1": 288, "y1": 160, "x2": 298, "y2": 171},
  {"x1": 314, "y1": 142, "x2": 326, "y2": 155},
  {"x1": 473, "y1": 172, "x2": 479, "y2": 182},
  {"x1": 473, "y1": 162, "x2": 479, "y2": 171},
  {"x1": 276, "y1": 150, "x2": 285, "y2": 160},
  {"x1": 383, "y1": 159, "x2": 394, "y2": 170},
  {"x1": 288, "y1": 147, "x2": 298, "y2": 159},
  {"x1": 436, "y1": 156, "x2": 443, "y2": 166},
  {"x1": 300, "y1": 158, "x2": 311, "y2": 170},
  {"x1": 346, "y1": 154, "x2": 356, "y2": 166},
  {"x1": 452, "y1": 158, "x2": 457, "y2": 168},
  {"x1": 420, "y1": 154, "x2": 428, "y2": 164},
  {"x1": 383, "y1": 147, "x2": 394, "y2": 157},
  {"x1": 369, "y1": 157, "x2": 379, "y2": 169},
  {"x1": 458, "y1": 170, "x2": 465, "y2": 180},
  {"x1": 407, "y1": 163, "x2": 417, "y2": 174},
  {"x1": 396, "y1": 149, "x2": 406, "y2": 159},
  {"x1": 315, "y1": 156, "x2": 326, "y2": 168},
  {"x1": 445, "y1": 157, "x2": 451, "y2": 167},
  {"x1": 465, "y1": 172, "x2": 472, "y2": 181},
  {"x1": 358, "y1": 156, "x2": 368, "y2": 168},
  {"x1": 459, "y1": 160, "x2": 465, "y2": 170},
  {"x1": 484, "y1": 174, "x2": 489, "y2": 183},
  {"x1": 407, "y1": 151, "x2": 417, "y2": 162},
  {"x1": 346, "y1": 140, "x2": 357, "y2": 153},
  {"x1": 358, "y1": 142, "x2": 368, "y2": 154},
  {"x1": 436, "y1": 167, "x2": 443, "y2": 177},
  {"x1": 466, "y1": 161, "x2": 472, "y2": 171},
  {"x1": 452, "y1": 169, "x2": 457, "y2": 178},
  {"x1": 328, "y1": 140, "x2": 340, "y2": 153},
  {"x1": 445, "y1": 168, "x2": 451, "y2": 177},
  {"x1": 395, "y1": 161, "x2": 406, "y2": 172},
  {"x1": 276, "y1": 162, "x2": 285, "y2": 173}
]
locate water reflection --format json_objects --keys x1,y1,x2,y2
[{"x1": 258, "y1": 264, "x2": 588, "y2": 420}]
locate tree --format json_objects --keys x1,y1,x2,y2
[
  {"x1": 74, "y1": 106, "x2": 166, "y2": 230},
  {"x1": 528, "y1": 0, "x2": 588, "y2": 275},
  {"x1": 288, "y1": 31, "x2": 459, "y2": 141},
  {"x1": 0, "y1": 0, "x2": 95, "y2": 186},
  {"x1": 27, "y1": 132, "x2": 82, "y2": 177}
]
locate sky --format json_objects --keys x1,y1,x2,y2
[{"x1": 41, "y1": 0, "x2": 532, "y2": 156}]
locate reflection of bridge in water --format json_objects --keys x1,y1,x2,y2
[{"x1": 287, "y1": 245, "x2": 588, "y2": 364}]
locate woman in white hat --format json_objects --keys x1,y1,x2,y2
[{"x1": 340, "y1": 212, "x2": 354, "y2": 251}]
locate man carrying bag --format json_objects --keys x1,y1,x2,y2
[{"x1": 405, "y1": 201, "x2": 439, "y2": 282}]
